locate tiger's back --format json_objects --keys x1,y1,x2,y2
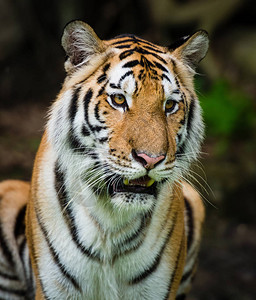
[{"x1": 0, "y1": 21, "x2": 208, "y2": 299}]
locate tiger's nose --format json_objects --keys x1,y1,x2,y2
[{"x1": 132, "y1": 150, "x2": 165, "y2": 170}]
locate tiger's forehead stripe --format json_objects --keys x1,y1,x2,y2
[
  {"x1": 110, "y1": 35, "x2": 164, "y2": 51},
  {"x1": 118, "y1": 47, "x2": 167, "y2": 64}
]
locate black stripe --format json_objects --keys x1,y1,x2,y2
[
  {"x1": 175, "y1": 77, "x2": 181, "y2": 88},
  {"x1": 84, "y1": 88, "x2": 93, "y2": 131},
  {"x1": 176, "y1": 99, "x2": 195, "y2": 157},
  {"x1": 131, "y1": 47, "x2": 167, "y2": 64},
  {"x1": 133, "y1": 47, "x2": 153, "y2": 56},
  {"x1": 103, "y1": 63, "x2": 111, "y2": 72},
  {"x1": 181, "y1": 92, "x2": 186, "y2": 104},
  {"x1": 128, "y1": 254, "x2": 160, "y2": 284},
  {"x1": 164, "y1": 233, "x2": 185, "y2": 300},
  {"x1": 94, "y1": 101, "x2": 105, "y2": 124},
  {"x1": 115, "y1": 44, "x2": 131, "y2": 49},
  {"x1": 119, "y1": 50, "x2": 134, "y2": 60},
  {"x1": 176, "y1": 141, "x2": 186, "y2": 156},
  {"x1": 98, "y1": 137, "x2": 108, "y2": 143},
  {"x1": 122, "y1": 60, "x2": 140, "y2": 68},
  {"x1": 14, "y1": 205, "x2": 26, "y2": 238},
  {"x1": 139, "y1": 55, "x2": 155, "y2": 68},
  {"x1": 111, "y1": 38, "x2": 137, "y2": 45},
  {"x1": 114, "y1": 213, "x2": 153, "y2": 259},
  {"x1": 171, "y1": 58, "x2": 177, "y2": 67},
  {"x1": 134, "y1": 79, "x2": 139, "y2": 95},
  {"x1": 135, "y1": 37, "x2": 162, "y2": 48},
  {"x1": 110, "y1": 83, "x2": 119, "y2": 89},
  {"x1": 186, "y1": 98, "x2": 195, "y2": 135},
  {"x1": 115, "y1": 216, "x2": 146, "y2": 254},
  {"x1": 180, "y1": 117, "x2": 185, "y2": 125},
  {"x1": 69, "y1": 88, "x2": 80, "y2": 123},
  {"x1": 118, "y1": 71, "x2": 133, "y2": 87},
  {"x1": 97, "y1": 86, "x2": 105, "y2": 97},
  {"x1": 18, "y1": 236, "x2": 35, "y2": 299},
  {"x1": 0, "y1": 270, "x2": 18, "y2": 281},
  {"x1": 81, "y1": 125, "x2": 90, "y2": 136},
  {"x1": 172, "y1": 63, "x2": 181, "y2": 88},
  {"x1": 92, "y1": 125, "x2": 106, "y2": 133},
  {"x1": 142, "y1": 45, "x2": 165, "y2": 54},
  {"x1": 69, "y1": 131, "x2": 87, "y2": 153},
  {"x1": 121, "y1": 219, "x2": 144, "y2": 246},
  {"x1": 35, "y1": 206, "x2": 81, "y2": 292},
  {"x1": 97, "y1": 81, "x2": 108, "y2": 97},
  {"x1": 55, "y1": 164, "x2": 101, "y2": 262},
  {"x1": 154, "y1": 61, "x2": 169, "y2": 73},
  {"x1": 162, "y1": 73, "x2": 171, "y2": 83},
  {"x1": 176, "y1": 133, "x2": 182, "y2": 145},
  {"x1": 68, "y1": 88, "x2": 89, "y2": 152},
  {"x1": 112, "y1": 36, "x2": 163, "y2": 50},
  {"x1": 113, "y1": 239, "x2": 144, "y2": 263},
  {"x1": 0, "y1": 283, "x2": 26, "y2": 296},
  {"x1": 84, "y1": 89, "x2": 107, "y2": 133},
  {"x1": 97, "y1": 74, "x2": 107, "y2": 83},
  {"x1": 0, "y1": 220, "x2": 14, "y2": 266},
  {"x1": 88, "y1": 149, "x2": 98, "y2": 160},
  {"x1": 129, "y1": 211, "x2": 178, "y2": 284},
  {"x1": 184, "y1": 197, "x2": 194, "y2": 250}
]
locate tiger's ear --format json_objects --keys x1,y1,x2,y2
[
  {"x1": 61, "y1": 20, "x2": 105, "y2": 72},
  {"x1": 169, "y1": 30, "x2": 209, "y2": 71}
]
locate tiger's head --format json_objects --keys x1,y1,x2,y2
[{"x1": 47, "y1": 21, "x2": 209, "y2": 212}]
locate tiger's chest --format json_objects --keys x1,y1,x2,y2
[
  {"x1": 75, "y1": 252, "x2": 172, "y2": 300},
  {"x1": 42, "y1": 232, "x2": 175, "y2": 300},
  {"x1": 37, "y1": 181, "x2": 182, "y2": 300}
]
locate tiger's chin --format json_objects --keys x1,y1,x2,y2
[{"x1": 110, "y1": 192, "x2": 156, "y2": 213}]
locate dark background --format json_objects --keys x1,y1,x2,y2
[{"x1": 0, "y1": 0, "x2": 256, "y2": 299}]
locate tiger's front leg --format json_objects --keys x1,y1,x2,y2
[{"x1": 0, "y1": 180, "x2": 35, "y2": 300}]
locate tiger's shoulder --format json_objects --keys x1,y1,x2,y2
[{"x1": 0, "y1": 179, "x2": 30, "y2": 213}]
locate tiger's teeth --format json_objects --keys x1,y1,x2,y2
[
  {"x1": 146, "y1": 178, "x2": 155, "y2": 187},
  {"x1": 123, "y1": 178, "x2": 129, "y2": 185}
]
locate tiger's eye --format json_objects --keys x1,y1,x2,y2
[
  {"x1": 165, "y1": 99, "x2": 175, "y2": 111},
  {"x1": 111, "y1": 94, "x2": 126, "y2": 106}
]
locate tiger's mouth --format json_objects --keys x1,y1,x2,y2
[{"x1": 109, "y1": 175, "x2": 157, "y2": 196}]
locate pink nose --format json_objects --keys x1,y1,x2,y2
[{"x1": 132, "y1": 150, "x2": 165, "y2": 169}]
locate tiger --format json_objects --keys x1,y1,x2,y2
[{"x1": 0, "y1": 20, "x2": 208, "y2": 300}]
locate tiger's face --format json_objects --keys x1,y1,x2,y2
[{"x1": 48, "y1": 21, "x2": 208, "y2": 212}]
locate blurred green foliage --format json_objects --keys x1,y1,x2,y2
[{"x1": 197, "y1": 79, "x2": 255, "y2": 140}]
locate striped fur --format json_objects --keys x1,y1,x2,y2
[
  {"x1": 0, "y1": 21, "x2": 208, "y2": 299},
  {"x1": 0, "y1": 180, "x2": 35, "y2": 299}
]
